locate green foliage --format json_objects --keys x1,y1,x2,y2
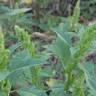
[
  {"x1": 50, "y1": 2, "x2": 96, "y2": 95},
  {"x1": 15, "y1": 25, "x2": 44, "y2": 88},
  {"x1": 74, "y1": 22, "x2": 96, "y2": 63},
  {"x1": 0, "y1": 28, "x2": 10, "y2": 95},
  {"x1": 0, "y1": 3, "x2": 33, "y2": 35},
  {"x1": 17, "y1": 86, "x2": 47, "y2": 96},
  {"x1": 51, "y1": 18, "x2": 96, "y2": 96},
  {"x1": 0, "y1": 26, "x2": 48, "y2": 95},
  {"x1": 0, "y1": 1, "x2": 96, "y2": 96}
]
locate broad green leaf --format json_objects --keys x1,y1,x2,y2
[
  {"x1": 50, "y1": 37, "x2": 71, "y2": 65},
  {"x1": 17, "y1": 86, "x2": 47, "y2": 96},
  {"x1": 0, "y1": 5, "x2": 10, "y2": 13},
  {"x1": 8, "y1": 69, "x2": 26, "y2": 86},
  {"x1": 0, "y1": 71, "x2": 10, "y2": 82},
  {"x1": 40, "y1": 67, "x2": 53, "y2": 77},
  {"x1": 7, "y1": 8, "x2": 32, "y2": 16},
  {"x1": 8, "y1": 42, "x2": 22, "y2": 53},
  {"x1": 82, "y1": 62, "x2": 96, "y2": 95},
  {"x1": 52, "y1": 23, "x2": 76, "y2": 46},
  {"x1": 8, "y1": 50, "x2": 47, "y2": 71},
  {"x1": 49, "y1": 85, "x2": 67, "y2": 96},
  {"x1": 0, "y1": 91, "x2": 8, "y2": 96}
]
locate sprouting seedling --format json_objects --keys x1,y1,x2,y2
[
  {"x1": 66, "y1": 22, "x2": 96, "y2": 75},
  {"x1": 74, "y1": 22, "x2": 96, "y2": 64},
  {"x1": 0, "y1": 27, "x2": 9, "y2": 70},
  {"x1": 15, "y1": 25, "x2": 36, "y2": 57},
  {"x1": 65, "y1": 22, "x2": 96, "y2": 93},
  {"x1": 0, "y1": 27, "x2": 4, "y2": 50},
  {"x1": 71, "y1": 22, "x2": 96, "y2": 95},
  {"x1": 0, "y1": 27, "x2": 10, "y2": 95},
  {"x1": 70, "y1": 0, "x2": 80, "y2": 31}
]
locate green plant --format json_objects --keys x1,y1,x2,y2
[
  {"x1": 69, "y1": 0, "x2": 80, "y2": 31},
  {"x1": 46, "y1": 1, "x2": 96, "y2": 95},
  {"x1": 50, "y1": 11, "x2": 96, "y2": 96},
  {"x1": 0, "y1": 0, "x2": 96, "y2": 96},
  {"x1": 50, "y1": 22, "x2": 96, "y2": 96},
  {"x1": 0, "y1": 1, "x2": 34, "y2": 38},
  {"x1": 0, "y1": 26, "x2": 49, "y2": 96},
  {"x1": 15, "y1": 25, "x2": 41, "y2": 88}
]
